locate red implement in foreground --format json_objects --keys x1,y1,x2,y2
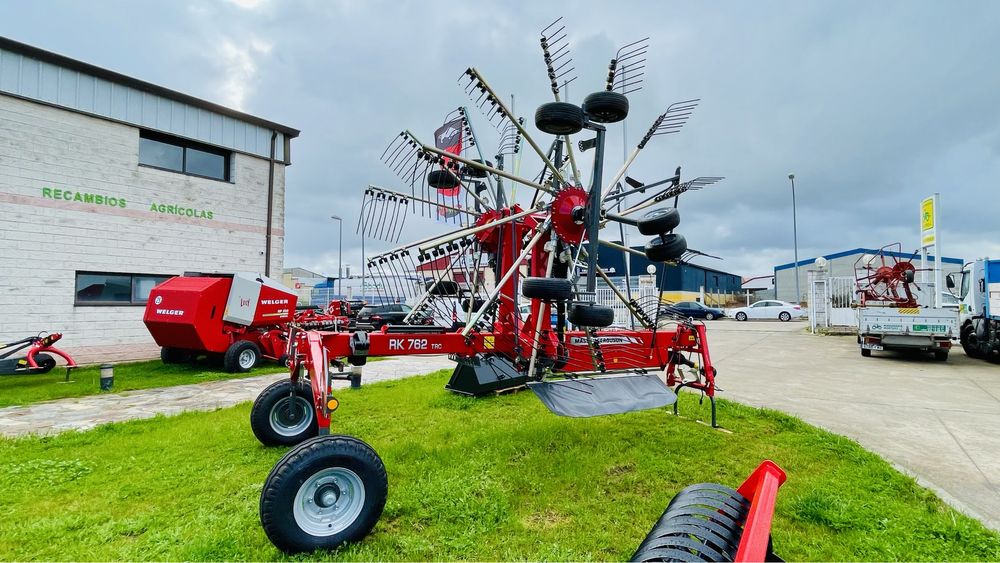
[{"x1": 0, "y1": 332, "x2": 77, "y2": 376}]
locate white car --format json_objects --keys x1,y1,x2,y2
[{"x1": 729, "y1": 300, "x2": 805, "y2": 322}]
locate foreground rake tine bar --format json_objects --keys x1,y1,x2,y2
[
  {"x1": 368, "y1": 185, "x2": 480, "y2": 218},
  {"x1": 461, "y1": 222, "x2": 551, "y2": 338},
  {"x1": 460, "y1": 70, "x2": 565, "y2": 186}
]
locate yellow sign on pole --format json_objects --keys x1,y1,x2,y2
[{"x1": 921, "y1": 197, "x2": 935, "y2": 232}]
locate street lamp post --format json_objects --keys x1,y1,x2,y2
[
  {"x1": 330, "y1": 215, "x2": 343, "y2": 299},
  {"x1": 788, "y1": 173, "x2": 801, "y2": 306}
]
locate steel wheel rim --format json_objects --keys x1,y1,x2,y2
[
  {"x1": 292, "y1": 467, "x2": 366, "y2": 536},
  {"x1": 269, "y1": 396, "x2": 313, "y2": 436},
  {"x1": 779, "y1": 312, "x2": 790, "y2": 321},
  {"x1": 238, "y1": 349, "x2": 256, "y2": 369}
]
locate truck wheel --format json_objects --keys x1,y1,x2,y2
[
  {"x1": 251, "y1": 379, "x2": 318, "y2": 446},
  {"x1": 861, "y1": 348, "x2": 871, "y2": 357},
  {"x1": 960, "y1": 325, "x2": 983, "y2": 359},
  {"x1": 933, "y1": 349, "x2": 949, "y2": 362},
  {"x1": 260, "y1": 435, "x2": 388, "y2": 554},
  {"x1": 160, "y1": 347, "x2": 191, "y2": 364},
  {"x1": 224, "y1": 341, "x2": 261, "y2": 373}
]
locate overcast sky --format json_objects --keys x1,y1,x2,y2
[{"x1": 3, "y1": 0, "x2": 999, "y2": 279}]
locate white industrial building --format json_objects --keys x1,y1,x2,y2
[
  {"x1": 0, "y1": 37, "x2": 299, "y2": 363},
  {"x1": 773, "y1": 247, "x2": 963, "y2": 304}
]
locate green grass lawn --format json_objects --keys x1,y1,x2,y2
[
  {"x1": 1, "y1": 369, "x2": 997, "y2": 561},
  {"x1": 0, "y1": 360, "x2": 283, "y2": 408}
]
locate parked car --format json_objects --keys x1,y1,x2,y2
[
  {"x1": 356, "y1": 303, "x2": 431, "y2": 329},
  {"x1": 661, "y1": 301, "x2": 725, "y2": 320},
  {"x1": 730, "y1": 300, "x2": 805, "y2": 322}
]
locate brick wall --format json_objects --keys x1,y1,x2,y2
[{"x1": 0, "y1": 94, "x2": 287, "y2": 364}]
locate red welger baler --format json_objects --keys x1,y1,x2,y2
[{"x1": 143, "y1": 273, "x2": 297, "y2": 372}]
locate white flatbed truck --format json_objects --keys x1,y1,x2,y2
[{"x1": 858, "y1": 306, "x2": 958, "y2": 361}]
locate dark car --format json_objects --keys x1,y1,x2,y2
[
  {"x1": 661, "y1": 301, "x2": 725, "y2": 320},
  {"x1": 356, "y1": 303, "x2": 432, "y2": 329}
]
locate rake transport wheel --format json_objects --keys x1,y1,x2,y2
[
  {"x1": 426, "y1": 280, "x2": 460, "y2": 296},
  {"x1": 251, "y1": 379, "x2": 318, "y2": 447},
  {"x1": 224, "y1": 340, "x2": 261, "y2": 373},
  {"x1": 535, "y1": 102, "x2": 585, "y2": 135},
  {"x1": 522, "y1": 277, "x2": 574, "y2": 301},
  {"x1": 427, "y1": 169, "x2": 461, "y2": 190},
  {"x1": 637, "y1": 207, "x2": 681, "y2": 236},
  {"x1": 582, "y1": 90, "x2": 629, "y2": 123},
  {"x1": 260, "y1": 435, "x2": 388, "y2": 554},
  {"x1": 461, "y1": 296, "x2": 486, "y2": 313},
  {"x1": 568, "y1": 303, "x2": 615, "y2": 327},
  {"x1": 644, "y1": 234, "x2": 688, "y2": 262}
]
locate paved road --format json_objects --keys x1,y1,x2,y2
[
  {"x1": 708, "y1": 319, "x2": 1000, "y2": 531},
  {"x1": 0, "y1": 355, "x2": 454, "y2": 437}
]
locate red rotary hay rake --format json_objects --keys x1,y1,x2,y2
[{"x1": 251, "y1": 19, "x2": 785, "y2": 560}]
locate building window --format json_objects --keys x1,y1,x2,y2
[
  {"x1": 75, "y1": 272, "x2": 171, "y2": 306},
  {"x1": 138, "y1": 130, "x2": 231, "y2": 181}
]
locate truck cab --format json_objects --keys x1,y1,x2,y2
[{"x1": 947, "y1": 259, "x2": 1000, "y2": 360}]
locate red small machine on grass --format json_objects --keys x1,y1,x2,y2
[
  {"x1": 0, "y1": 332, "x2": 77, "y2": 376},
  {"x1": 249, "y1": 19, "x2": 786, "y2": 560},
  {"x1": 143, "y1": 273, "x2": 297, "y2": 372}
]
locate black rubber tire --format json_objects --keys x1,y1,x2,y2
[
  {"x1": 568, "y1": 303, "x2": 615, "y2": 327},
  {"x1": 934, "y1": 349, "x2": 949, "y2": 362},
  {"x1": 461, "y1": 297, "x2": 486, "y2": 313},
  {"x1": 961, "y1": 324, "x2": 983, "y2": 358},
  {"x1": 427, "y1": 169, "x2": 460, "y2": 190},
  {"x1": 461, "y1": 159, "x2": 492, "y2": 178},
  {"x1": 735, "y1": 312, "x2": 747, "y2": 322},
  {"x1": 644, "y1": 234, "x2": 687, "y2": 262},
  {"x1": 223, "y1": 340, "x2": 261, "y2": 373},
  {"x1": 260, "y1": 435, "x2": 388, "y2": 554},
  {"x1": 250, "y1": 379, "x2": 319, "y2": 447},
  {"x1": 861, "y1": 348, "x2": 872, "y2": 357},
  {"x1": 778, "y1": 311, "x2": 792, "y2": 322},
  {"x1": 32, "y1": 354, "x2": 57, "y2": 373},
  {"x1": 522, "y1": 277, "x2": 574, "y2": 301},
  {"x1": 637, "y1": 207, "x2": 680, "y2": 235},
  {"x1": 426, "y1": 280, "x2": 460, "y2": 296},
  {"x1": 582, "y1": 90, "x2": 629, "y2": 123},
  {"x1": 160, "y1": 347, "x2": 191, "y2": 364},
  {"x1": 535, "y1": 102, "x2": 585, "y2": 135},
  {"x1": 705, "y1": 312, "x2": 715, "y2": 321}
]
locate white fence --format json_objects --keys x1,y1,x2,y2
[
  {"x1": 808, "y1": 273, "x2": 858, "y2": 332},
  {"x1": 595, "y1": 286, "x2": 660, "y2": 326}
]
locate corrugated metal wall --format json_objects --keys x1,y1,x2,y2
[{"x1": 0, "y1": 47, "x2": 285, "y2": 160}]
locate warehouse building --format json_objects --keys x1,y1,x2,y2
[
  {"x1": 773, "y1": 247, "x2": 963, "y2": 303},
  {"x1": 596, "y1": 246, "x2": 743, "y2": 306},
  {"x1": 0, "y1": 37, "x2": 299, "y2": 363}
]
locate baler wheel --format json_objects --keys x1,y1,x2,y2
[
  {"x1": 251, "y1": 379, "x2": 319, "y2": 446},
  {"x1": 260, "y1": 435, "x2": 388, "y2": 554},
  {"x1": 224, "y1": 340, "x2": 261, "y2": 373}
]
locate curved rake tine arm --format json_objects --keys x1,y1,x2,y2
[
  {"x1": 460, "y1": 106, "x2": 497, "y2": 201},
  {"x1": 461, "y1": 222, "x2": 551, "y2": 338},
  {"x1": 402, "y1": 250, "x2": 466, "y2": 324},
  {"x1": 600, "y1": 146, "x2": 641, "y2": 203},
  {"x1": 460, "y1": 69, "x2": 566, "y2": 186},
  {"x1": 367, "y1": 184, "x2": 481, "y2": 219},
  {"x1": 406, "y1": 130, "x2": 556, "y2": 196}
]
